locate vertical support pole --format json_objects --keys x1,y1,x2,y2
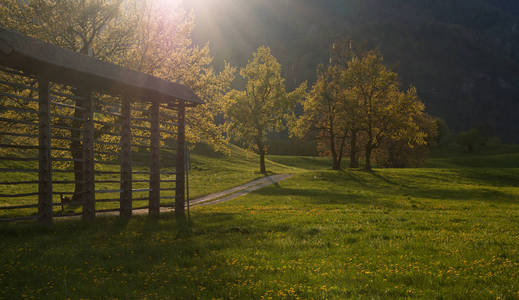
[
  {"x1": 38, "y1": 77, "x2": 52, "y2": 224},
  {"x1": 186, "y1": 144, "x2": 190, "y2": 220},
  {"x1": 175, "y1": 101, "x2": 186, "y2": 219},
  {"x1": 120, "y1": 99, "x2": 132, "y2": 218},
  {"x1": 82, "y1": 89, "x2": 95, "y2": 221},
  {"x1": 149, "y1": 102, "x2": 160, "y2": 217}
]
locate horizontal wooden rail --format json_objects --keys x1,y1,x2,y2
[
  {"x1": 96, "y1": 131, "x2": 122, "y2": 137},
  {"x1": 49, "y1": 99, "x2": 86, "y2": 110},
  {"x1": 0, "y1": 203, "x2": 39, "y2": 210},
  {"x1": 51, "y1": 124, "x2": 85, "y2": 132},
  {"x1": 94, "y1": 161, "x2": 120, "y2": 166},
  {"x1": 0, "y1": 168, "x2": 39, "y2": 173},
  {"x1": 51, "y1": 135, "x2": 81, "y2": 142},
  {"x1": 94, "y1": 120, "x2": 120, "y2": 127},
  {"x1": 96, "y1": 189, "x2": 123, "y2": 194},
  {"x1": 1, "y1": 104, "x2": 38, "y2": 114},
  {"x1": 0, "y1": 192, "x2": 39, "y2": 197},
  {"x1": 131, "y1": 117, "x2": 151, "y2": 122},
  {"x1": 51, "y1": 113, "x2": 85, "y2": 122},
  {"x1": 133, "y1": 188, "x2": 152, "y2": 193},
  {"x1": 94, "y1": 110, "x2": 121, "y2": 117},
  {"x1": 0, "y1": 117, "x2": 38, "y2": 126},
  {"x1": 0, "y1": 67, "x2": 33, "y2": 77},
  {"x1": 0, "y1": 80, "x2": 38, "y2": 91},
  {"x1": 94, "y1": 140, "x2": 120, "y2": 146},
  {"x1": 0, "y1": 92, "x2": 39, "y2": 103},
  {"x1": 0, "y1": 181, "x2": 40, "y2": 185},
  {"x1": 131, "y1": 125, "x2": 151, "y2": 131},
  {"x1": 50, "y1": 90, "x2": 85, "y2": 101},
  {"x1": 52, "y1": 158, "x2": 84, "y2": 162},
  {"x1": 0, "y1": 132, "x2": 38, "y2": 138},
  {"x1": 0, "y1": 157, "x2": 38, "y2": 161},
  {"x1": 51, "y1": 147, "x2": 73, "y2": 151}
]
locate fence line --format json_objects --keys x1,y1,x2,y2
[{"x1": 0, "y1": 67, "x2": 182, "y2": 222}]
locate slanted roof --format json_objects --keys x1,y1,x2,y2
[{"x1": 0, "y1": 27, "x2": 202, "y2": 105}]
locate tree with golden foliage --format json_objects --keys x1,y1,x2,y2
[
  {"x1": 0, "y1": 0, "x2": 235, "y2": 201},
  {"x1": 224, "y1": 46, "x2": 306, "y2": 173},
  {"x1": 290, "y1": 64, "x2": 349, "y2": 170},
  {"x1": 293, "y1": 45, "x2": 434, "y2": 170},
  {"x1": 346, "y1": 52, "x2": 434, "y2": 170},
  {"x1": 290, "y1": 41, "x2": 363, "y2": 170}
]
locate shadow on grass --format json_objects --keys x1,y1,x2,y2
[
  {"x1": 251, "y1": 170, "x2": 519, "y2": 207},
  {"x1": 407, "y1": 188, "x2": 518, "y2": 204},
  {"x1": 452, "y1": 168, "x2": 519, "y2": 187},
  {"x1": 253, "y1": 187, "x2": 372, "y2": 205}
]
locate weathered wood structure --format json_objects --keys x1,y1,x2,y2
[{"x1": 0, "y1": 27, "x2": 201, "y2": 223}]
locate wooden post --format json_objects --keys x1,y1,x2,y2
[
  {"x1": 149, "y1": 102, "x2": 160, "y2": 217},
  {"x1": 81, "y1": 89, "x2": 95, "y2": 221},
  {"x1": 120, "y1": 99, "x2": 132, "y2": 218},
  {"x1": 38, "y1": 77, "x2": 52, "y2": 224},
  {"x1": 175, "y1": 101, "x2": 185, "y2": 218}
]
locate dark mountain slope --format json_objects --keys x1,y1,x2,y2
[{"x1": 185, "y1": 0, "x2": 519, "y2": 142}]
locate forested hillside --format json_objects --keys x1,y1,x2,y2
[{"x1": 185, "y1": 0, "x2": 519, "y2": 142}]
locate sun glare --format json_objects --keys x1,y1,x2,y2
[{"x1": 152, "y1": 0, "x2": 183, "y2": 10}]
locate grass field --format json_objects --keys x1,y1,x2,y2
[
  {"x1": 1, "y1": 147, "x2": 518, "y2": 299},
  {"x1": 0, "y1": 144, "x2": 298, "y2": 218}
]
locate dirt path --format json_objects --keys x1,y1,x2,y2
[
  {"x1": 60, "y1": 174, "x2": 293, "y2": 219},
  {"x1": 147, "y1": 174, "x2": 293, "y2": 214},
  {"x1": 190, "y1": 174, "x2": 293, "y2": 207}
]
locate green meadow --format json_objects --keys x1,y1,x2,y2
[{"x1": 1, "y1": 147, "x2": 519, "y2": 299}]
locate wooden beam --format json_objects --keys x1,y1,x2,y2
[
  {"x1": 149, "y1": 102, "x2": 161, "y2": 217},
  {"x1": 38, "y1": 77, "x2": 52, "y2": 225},
  {"x1": 120, "y1": 99, "x2": 132, "y2": 218},
  {"x1": 81, "y1": 89, "x2": 95, "y2": 221},
  {"x1": 175, "y1": 101, "x2": 186, "y2": 219}
]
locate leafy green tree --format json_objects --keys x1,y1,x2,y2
[{"x1": 224, "y1": 46, "x2": 306, "y2": 173}]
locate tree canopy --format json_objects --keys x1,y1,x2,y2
[
  {"x1": 292, "y1": 47, "x2": 435, "y2": 170},
  {"x1": 224, "y1": 46, "x2": 306, "y2": 173}
]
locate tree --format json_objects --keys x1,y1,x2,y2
[
  {"x1": 1, "y1": 0, "x2": 235, "y2": 205},
  {"x1": 290, "y1": 65, "x2": 348, "y2": 170},
  {"x1": 126, "y1": 0, "x2": 235, "y2": 153},
  {"x1": 224, "y1": 46, "x2": 306, "y2": 173},
  {"x1": 346, "y1": 51, "x2": 403, "y2": 170},
  {"x1": 374, "y1": 90, "x2": 437, "y2": 167},
  {"x1": 2, "y1": 0, "x2": 138, "y2": 202},
  {"x1": 290, "y1": 40, "x2": 364, "y2": 170}
]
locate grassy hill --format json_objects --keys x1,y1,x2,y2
[{"x1": 1, "y1": 147, "x2": 518, "y2": 298}]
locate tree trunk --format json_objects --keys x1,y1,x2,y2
[
  {"x1": 330, "y1": 132, "x2": 340, "y2": 170},
  {"x1": 259, "y1": 147, "x2": 266, "y2": 173},
  {"x1": 331, "y1": 149, "x2": 340, "y2": 170},
  {"x1": 365, "y1": 146, "x2": 373, "y2": 171},
  {"x1": 350, "y1": 131, "x2": 359, "y2": 168},
  {"x1": 337, "y1": 136, "x2": 346, "y2": 170}
]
